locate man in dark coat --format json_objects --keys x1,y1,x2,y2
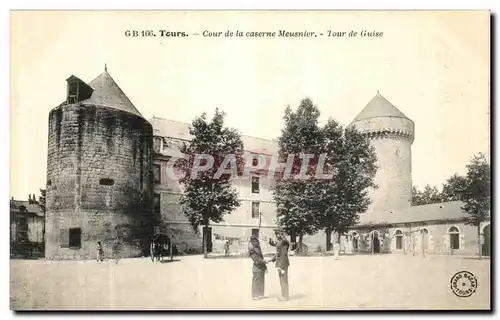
[
  {"x1": 248, "y1": 235, "x2": 267, "y2": 300},
  {"x1": 269, "y1": 229, "x2": 290, "y2": 301}
]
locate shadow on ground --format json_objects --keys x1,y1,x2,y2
[
  {"x1": 159, "y1": 259, "x2": 181, "y2": 264},
  {"x1": 10, "y1": 256, "x2": 44, "y2": 260},
  {"x1": 289, "y1": 293, "x2": 307, "y2": 300},
  {"x1": 258, "y1": 293, "x2": 307, "y2": 301}
]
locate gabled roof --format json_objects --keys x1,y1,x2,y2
[
  {"x1": 149, "y1": 117, "x2": 279, "y2": 155},
  {"x1": 79, "y1": 70, "x2": 145, "y2": 119},
  {"x1": 352, "y1": 92, "x2": 410, "y2": 123},
  {"x1": 10, "y1": 200, "x2": 44, "y2": 217},
  {"x1": 358, "y1": 201, "x2": 471, "y2": 226}
]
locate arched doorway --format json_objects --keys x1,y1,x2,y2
[
  {"x1": 371, "y1": 231, "x2": 380, "y2": 254},
  {"x1": 352, "y1": 232, "x2": 359, "y2": 252},
  {"x1": 448, "y1": 226, "x2": 460, "y2": 250},
  {"x1": 395, "y1": 230, "x2": 403, "y2": 250},
  {"x1": 482, "y1": 224, "x2": 490, "y2": 256}
]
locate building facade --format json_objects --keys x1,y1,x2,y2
[
  {"x1": 43, "y1": 70, "x2": 490, "y2": 259},
  {"x1": 149, "y1": 117, "x2": 279, "y2": 254},
  {"x1": 10, "y1": 199, "x2": 44, "y2": 256},
  {"x1": 346, "y1": 201, "x2": 491, "y2": 256},
  {"x1": 149, "y1": 91, "x2": 490, "y2": 256}
]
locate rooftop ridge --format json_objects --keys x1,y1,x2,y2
[
  {"x1": 351, "y1": 92, "x2": 410, "y2": 123},
  {"x1": 83, "y1": 70, "x2": 145, "y2": 119},
  {"x1": 149, "y1": 116, "x2": 278, "y2": 143}
]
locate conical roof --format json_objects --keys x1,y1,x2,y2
[
  {"x1": 352, "y1": 92, "x2": 409, "y2": 122},
  {"x1": 82, "y1": 70, "x2": 144, "y2": 118}
]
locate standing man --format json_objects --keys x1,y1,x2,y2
[
  {"x1": 269, "y1": 229, "x2": 290, "y2": 301},
  {"x1": 248, "y1": 235, "x2": 268, "y2": 300}
]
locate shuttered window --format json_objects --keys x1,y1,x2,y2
[
  {"x1": 60, "y1": 229, "x2": 69, "y2": 248},
  {"x1": 154, "y1": 193, "x2": 161, "y2": 213},
  {"x1": 251, "y1": 202, "x2": 260, "y2": 218},
  {"x1": 153, "y1": 164, "x2": 161, "y2": 184},
  {"x1": 60, "y1": 228, "x2": 82, "y2": 248}
]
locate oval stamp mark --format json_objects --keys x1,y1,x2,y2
[{"x1": 450, "y1": 271, "x2": 478, "y2": 298}]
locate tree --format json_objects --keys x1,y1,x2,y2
[
  {"x1": 273, "y1": 98, "x2": 378, "y2": 254},
  {"x1": 441, "y1": 173, "x2": 468, "y2": 201},
  {"x1": 176, "y1": 109, "x2": 244, "y2": 258},
  {"x1": 411, "y1": 186, "x2": 423, "y2": 206},
  {"x1": 38, "y1": 189, "x2": 46, "y2": 246},
  {"x1": 273, "y1": 98, "x2": 326, "y2": 253},
  {"x1": 411, "y1": 184, "x2": 442, "y2": 205},
  {"x1": 461, "y1": 153, "x2": 490, "y2": 259},
  {"x1": 317, "y1": 122, "x2": 378, "y2": 249}
]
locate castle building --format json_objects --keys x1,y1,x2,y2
[
  {"x1": 152, "y1": 92, "x2": 490, "y2": 257},
  {"x1": 45, "y1": 70, "x2": 490, "y2": 259},
  {"x1": 349, "y1": 92, "x2": 414, "y2": 213},
  {"x1": 45, "y1": 69, "x2": 153, "y2": 260},
  {"x1": 345, "y1": 93, "x2": 490, "y2": 256}
]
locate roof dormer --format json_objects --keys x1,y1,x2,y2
[{"x1": 66, "y1": 75, "x2": 94, "y2": 104}]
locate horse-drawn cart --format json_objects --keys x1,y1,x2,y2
[{"x1": 149, "y1": 232, "x2": 175, "y2": 262}]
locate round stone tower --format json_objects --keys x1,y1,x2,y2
[
  {"x1": 348, "y1": 92, "x2": 415, "y2": 213},
  {"x1": 45, "y1": 68, "x2": 153, "y2": 260}
]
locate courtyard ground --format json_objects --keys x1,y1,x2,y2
[{"x1": 10, "y1": 254, "x2": 490, "y2": 310}]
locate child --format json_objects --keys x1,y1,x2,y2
[{"x1": 96, "y1": 241, "x2": 104, "y2": 262}]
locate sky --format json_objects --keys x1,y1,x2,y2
[{"x1": 10, "y1": 10, "x2": 490, "y2": 200}]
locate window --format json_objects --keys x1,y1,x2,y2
[
  {"x1": 448, "y1": 226, "x2": 460, "y2": 250},
  {"x1": 69, "y1": 228, "x2": 81, "y2": 248},
  {"x1": 252, "y1": 202, "x2": 260, "y2": 218},
  {"x1": 154, "y1": 193, "x2": 161, "y2": 213},
  {"x1": 252, "y1": 228, "x2": 259, "y2": 237},
  {"x1": 68, "y1": 81, "x2": 79, "y2": 103},
  {"x1": 99, "y1": 178, "x2": 114, "y2": 186},
  {"x1": 153, "y1": 137, "x2": 161, "y2": 153},
  {"x1": 251, "y1": 176, "x2": 260, "y2": 193},
  {"x1": 153, "y1": 164, "x2": 161, "y2": 184},
  {"x1": 162, "y1": 137, "x2": 169, "y2": 150},
  {"x1": 395, "y1": 230, "x2": 403, "y2": 250},
  {"x1": 17, "y1": 217, "x2": 29, "y2": 242},
  {"x1": 252, "y1": 157, "x2": 259, "y2": 166}
]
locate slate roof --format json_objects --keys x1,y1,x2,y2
[
  {"x1": 352, "y1": 92, "x2": 410, "y2": 123},
  {"x1": 10, "y1": 200, "x2": 44, "y2": 217},
  {"x1": 149, "y1": 117, "x2": 279, "y2": 155},
  {"x1": 79, "y1": 70, "x2": 145, "y2": 119},
  {"x1": 358, "y1": 201, "x2": 470, "y2": 227}
]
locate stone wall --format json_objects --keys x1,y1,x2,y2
[
  {"x1": 368, "y1": 136, "x2": 413, "y2": 212},
  {"x1": 45, "y1": 104, "x2": 153, "y2": 260},
  {"x1": 350, "y1": 116, "x2": 414, "y2": 213}
]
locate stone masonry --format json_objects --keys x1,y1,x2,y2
[{"x1": 45, "y1": 72, "x2": 153, "y2": 260}]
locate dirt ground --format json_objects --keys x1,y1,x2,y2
[{"x1": 10, "y1": 254, "x2": 490, "y2": 310}]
